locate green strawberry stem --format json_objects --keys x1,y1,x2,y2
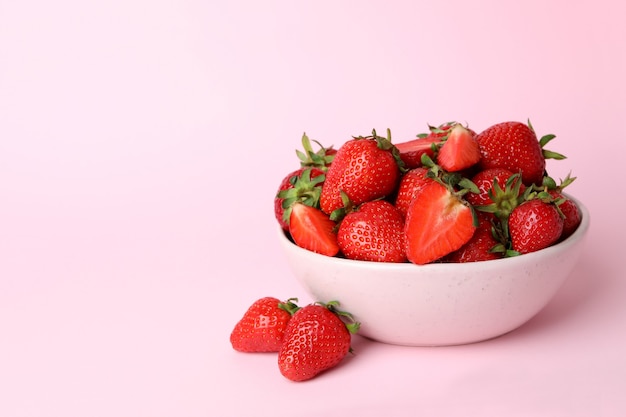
[
  {"x1": 277, "y1": 298, "x2": 301, "y2": 316},
  {"x1": 416, "y1": 121, "x2": 457, "y2": 139},
  {"x1": 527, "y1": 119, "x2": 566, "y2": 161},
  {"x1": 541, "y1": 172, "x2": 577, "y2": 191},
  {"x1": 277, "y1": 168, "x2": 326, "y2": 225},
  {"x1": 421, "y1": 152, "x2": 480, "y2": 227},
  {"x1": 329, "y1": 190, "x2": 354, "y2": 222},
  {"x1": 355, "y1": 128, "x2": 407, "y2": 173},
  {"x1": 296, "y1": 132, "x2": 335, "y2": 169},
  {"x1": 317, "y1": 300, "x2": 361, "y2": 335},
  {"x1": 474, "y1": 173, "x2": 525, "y2": 220}
]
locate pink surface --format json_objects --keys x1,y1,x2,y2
[{"x1": 1, "y1": 1, "x2": 625, "y2": 416}]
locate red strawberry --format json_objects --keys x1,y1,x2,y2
[
  {"x1": 337, "y1": 200, "x2": 407, "y2": 263},
  {"x1": 394, "y1": 167, "x2": 433, "y2": 219},
  {"x1": 274, "y1": 134, "x2": 336, "y2": 229},
  {"x1": 289, "y1": 202, "x2": 340, "y2": 257},
  {"x1": 475, "y1": 121, "x2": 564, "y2": 186},
  {"x1": 444, "y1": 211, "x2": 503, "y2": 263},
  {"x1": 436, "y1": 124, "x2": 481, "y2": 172},
  {"x1": 508, "y1": 199, "x2": 564, "y2": 254},
  {"x1": 466, "y1": 168, "x2": 524, "y2": 208},
  {"x1": 395, "y1": 136, "x2": 442, "y2": 170},
  {"x1": 278, "y1": 301, "x2": 360, "y2": 382},
  {"x1": 404, "y1": 181, "x2": 477, "y2": 265},
  {"x1": 548, "y1": 190, "x2": 582, "y2": 240},
  {"x1": 274, "y1": 167, "x2": 325, "y2": 230},
  {"x1": 541, "y1": 174, "x2": 581, "y2": 241},
  {"x1": 230, "y1": 297, "x2": 299, "y2": 353},
  {"x1": 320, "y1": 132, "x2": 401, "y2": 215}
]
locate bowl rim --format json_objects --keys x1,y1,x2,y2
[{"x1": 277, "y1": 194, "x2": 590, "y2": 271}]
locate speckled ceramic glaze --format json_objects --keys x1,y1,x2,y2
[{"x1": 278, "y1": 197, "x2": 590, "y2": 346}]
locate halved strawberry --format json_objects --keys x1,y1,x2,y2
[
  {"x1": 436, "y1": 124, "x2": 481, "y2": 172},
  {"x1": 274, "y1": 167, "x2": 325, "y2": 230},
  {"x1": 404, "y1": 181, "x2": 477, "y2": 265},
  {"x1": 395, "y1": 136, "x2": 442, "y2": 170},
  {"x1": 289, "y1": 202, "x2": 340, "y2": 257},
  {"x1": 443, "y1": 211, "x2": 504, "y2": 263}
]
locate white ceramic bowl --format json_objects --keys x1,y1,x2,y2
[{"x1": 278, "y1": 197, "x2": 590, "y2": 346}]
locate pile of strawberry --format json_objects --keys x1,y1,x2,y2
[
  {"x1": 230, "y1": 297, "x2": 360, "y2": 382},
  {"x1": 274, "y1": 120, "x2": 582, "y2": 264}
]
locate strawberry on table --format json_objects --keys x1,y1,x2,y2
[
  {"x1": 508, "y1": 198, "x2": 564, "y2": 254},
  {"x1": 404, "y1": 181, "x2": 477, "y2": 265},
  {"x1": 337, "y1": 200, "x2": 407, "y2": 263},
  {"x1": 289, "y1": 202, "x2": 340, "y2": 257},
  {"x1": 320, "y1": 130, "x2": 401, "y2": 215},
  {"x1": 230, "y1": 297, "x2": 300, "y2": 353},
  {"x1": 278, "y1": 301, "x2": 360, "y2": 382}
]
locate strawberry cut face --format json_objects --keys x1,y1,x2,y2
[
  {"x1": 274, "y1": 167, "x2": 325, "y2": 230},
  {"x1": 404, "y1": 181, "x2": 476, "y2": 265},
  {"x1": 288, "y1": 203, "x2": 340, "y2": 257},
  {"x1": 436, "y1": 124, "x2": 480, "y2": 172},
  {"x1": 443, "y1": 211, "x2": 503, "y2": 263},
  {"x1": 395, "y1": 137, "x2": 442, "y2": 170}
]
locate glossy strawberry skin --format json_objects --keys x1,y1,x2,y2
[
  {"x1": 475, "y1": 121, "x2": 546, "y2": 186},
  {"x1": 395, "y1": 137, "x2": 442, "y2": 169},
  {"x1": 320, "y1": 137, "x2": 400, "y2": 215},
  {"x1": 548, "y1": 191, "x2": 582, "y2": 240},
  {"x1": 509, "y1": 199, "x2": 564, "y2": 254},
  {"x1": 466, "y1": 167, "x2": 525, "y2": 207},
  {"x1": 278, "y1": 304, "x2": 352, "y2": 382},
  {"x1": 289, "y1": 203, "x2": 339, "y2": 257},
  {"x1": 230, "y1": 297, "x2": 295, "y2": 353},
  {"x1": 444, "y1": 212, "x2": 502, "y2": 263},
  {"x1": 274, "y1": 168, "x2": 325, "y2": 230},
  {"x1": 394, "y1": 167, "x2": 433, "y2": 219},
  {"x1": 337, "y1": 200, "x2": 407, "y2": 263},
  {"x1": 404, "y1": 181, "x2": 477, "y2": 265}
]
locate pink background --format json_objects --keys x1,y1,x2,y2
[{"x1": 1, "y1": 1, "x2": 625, "y2": 416}]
